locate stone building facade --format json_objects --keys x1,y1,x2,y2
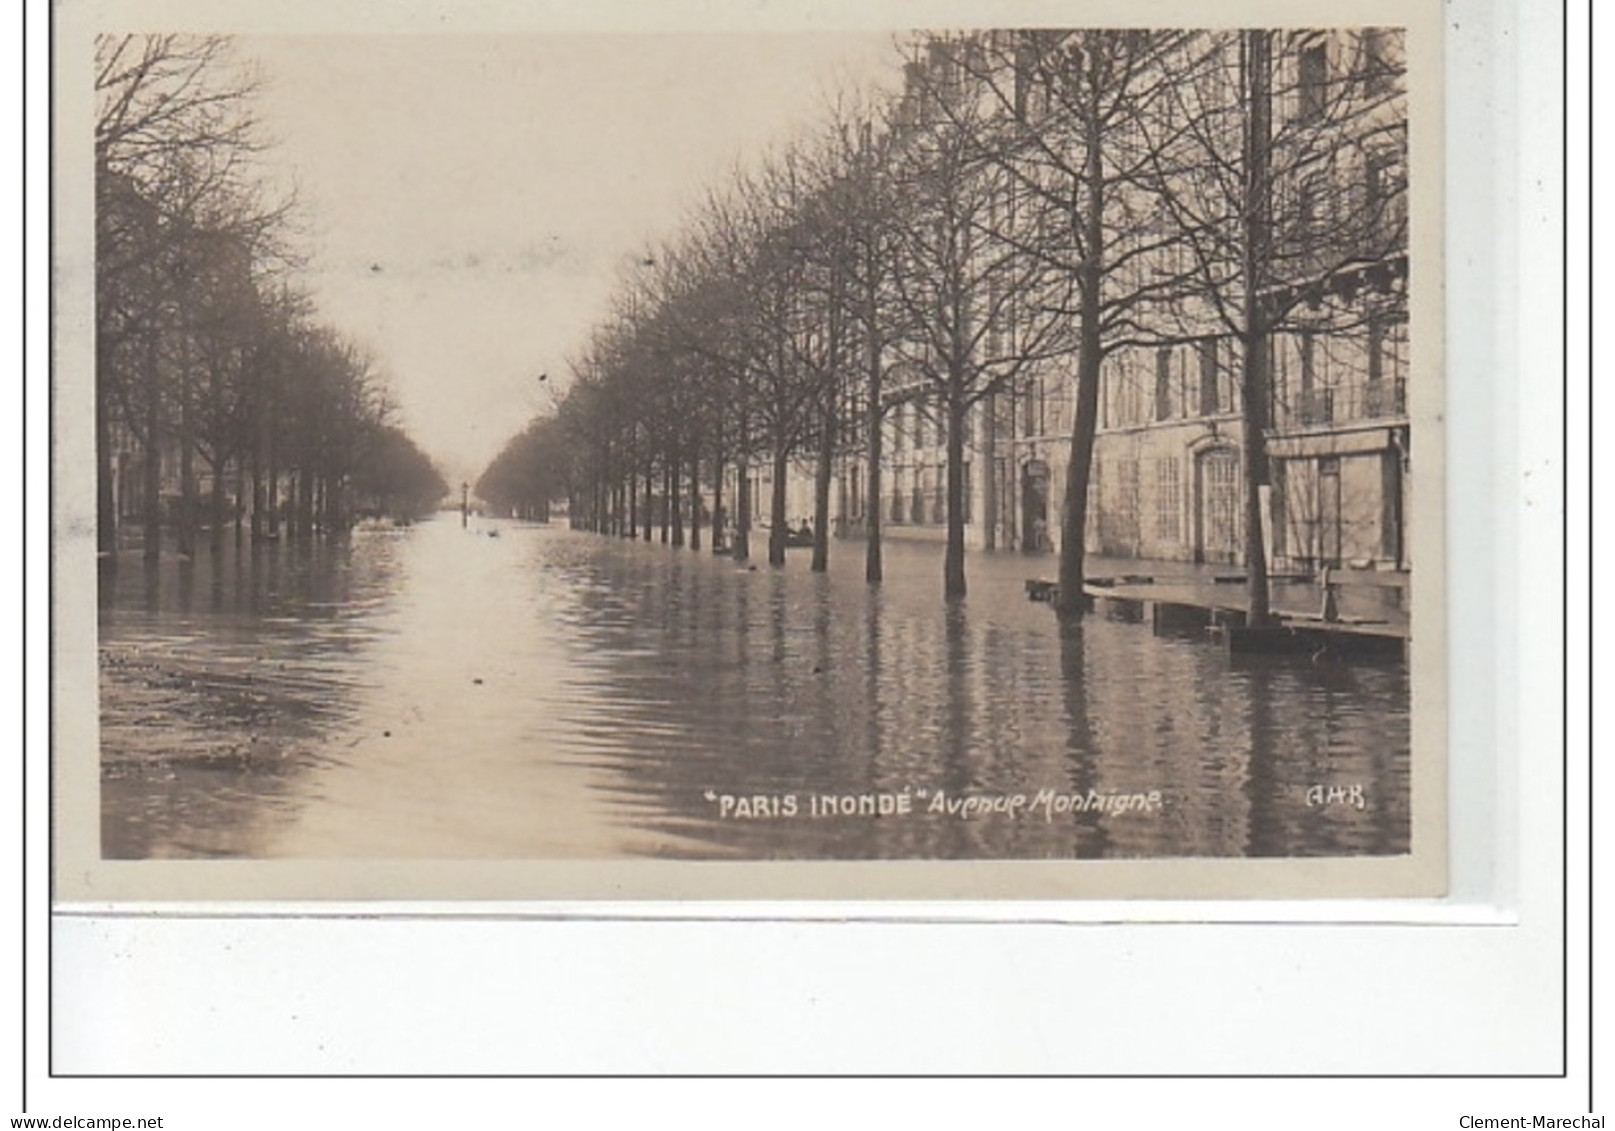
[{"x1": 736, "y1": 27, "x2": 1410, "y2": 576}]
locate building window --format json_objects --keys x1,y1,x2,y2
[
  {"x1": 1198, "y1": 339, "x2": 1219, "y2": 415},
  {"x1": 1383, "y1": 316, "x2": 1407, "y2": 381},
  {"x1": 1296, "y1": 175, "x2": 1326, "y2": 237},
  {"x1": 1013, "y1": 36, "x2": 1036, "y2": 121},
  {"x1": 1154, "y1": 457, "x2": 1180, "y2": 542},
  {"x1": 1365, "y1": 314, "x2": 1409, "y2": 418},
  {"x1": 1298, "y1": 41, "x2": 1328, "y2": 121},
  {"x1": 1270, "y1": 460, "x2": 1288, "y2": 558},
  {"x1": 1114, "y1": 361, "x2": 1144, "y2": 428},
  {"x1": 1020, "y1": 375, "x2": 1048, "y2": 437},
  {"x1": 1365, "y1": 150, "x2": 1388, "y2": 210},
  {"x1": 1155, "y1": 347, "x2": 1174, "y2": 421},
  {"x1": 1119, "y1": 458, "x2": 1141, "y2": 548},
  {"x1": 1361, "y1": 27, "x2": 1395, "y2": 95},
  {"x1": 1045, "y1": 381, "x2": 1065, "y2": 437},
  {"x1": 1085, "y1": 459, "x2": 1102, "y2": 545}
]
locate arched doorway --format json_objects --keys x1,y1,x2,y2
[
  {"x1": 1020, "y1": 459, "x2": 1049, "y2": 553},
  {"x1": 1195, "y1": 446, "x2": 1240, "y2": 564}
]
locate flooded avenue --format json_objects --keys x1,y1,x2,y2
[{"x1": 98, "y1": 516, "x2": 1410, "y2": 861}]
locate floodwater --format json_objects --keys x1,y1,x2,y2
[{"x1": 98, "y1": 516, "x2": 1410, "y2": 861}]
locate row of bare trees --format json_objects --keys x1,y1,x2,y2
[
  {"x1": 484, "y1": 27, "x2": 1406, "y2": 617},
  {"x1": 475, "y1": 415, "x2": 573, "y2": 521},
  {"x1": 95, "y1": 35, "x2": 447, "y2": 563}
]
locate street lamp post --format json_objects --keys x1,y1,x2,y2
[{"x1": 461, "y1": 482, "x2": 469, "y2": 528}]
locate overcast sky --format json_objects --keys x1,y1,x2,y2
[{"x1": 242, "y1": 34, "x2": 904, "y2": 486}]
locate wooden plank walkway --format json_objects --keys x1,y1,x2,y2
[
  {"x1": 1017, "y1": 570, "x2": 1410, "y2": 659},
  {"x1": 1083, "y1": 578, "x2": 1409, "y2": 641}
]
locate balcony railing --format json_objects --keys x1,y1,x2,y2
[
  {"x1": 1365, "y1": 378, "x2": 1407, "y2": 418},
  {"x1": 1292, "y1": 378, "x2": 1407, "y2": 428}
]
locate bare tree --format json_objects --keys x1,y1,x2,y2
[
  {"x1": 94, "y1": 34, "x2": 289, "y2": 558},
  {"x1": 798, "y1": 95, "x2": 909, "y2": 583},
  {"x1": 885, "y1": 37, "x2": 1076, "y2": 600},
  {"x1": 932, "y1": 30, "x2": 1202, "y2": 616},
  {"x1": 733, "y1": 152, "x2": 847, "y2": 568},
  {"x1": 1143, "y1": 28, "x2": 1407, "y2": 623}
]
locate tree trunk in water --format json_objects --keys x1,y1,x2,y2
[
  {"x1": 596, "y1": 482, "x2": 605, "y2": 533},
  {"x1": 327, "y1": 473, "x2": 343, "y2": 532},
  {"x1": 687, "y1": 456, "x2": 701, "y2": 551},
  {"x1": 711, "y1": 453, "x2": 725, "y2": 555},
  {"x1": 95, "y1": 415, "x2": 116, "y2": 555},
  {"x1": 1056, "y1": 335, "x2": 1103, "y2": 619},
  {"x1": 95, "y1": 340, "x2": 117, "y2": 556},
  {"x1": 768, "y1": 447, "x2": 788, "y2": 567},
  {"x1": 251, "y1": 444, "x2": 264, "y2": 543},
  {"x1": 811, "y1": 406, "x2": 833, "y2": 573},
  {"x1": 1241, "y1": 29, "x2": 1274, "y2": 625},
  {"x1": 178, "y1": 381, "x2": 196, "y2": 559},
  {"x1": 287, "y1": 471, "x2": 299, "y2": 541},
  {"x1": 297, "y1": 467, "x2": 315, "y2": 542},
  {"x1": 671, "y1": 457, "x2": 684, "y2": 547},
  {"x1": 864, "y1": 329, "x2": 884, "y2": 584},
  {"x1": 266, "y1": 450, "x2": 280, "y2": 541},
  {"x1": 284, "y1": 468, "x2": 297, "y2": 539},
  {"x1": 1240, "y1": 332, "x2": 1272, "y2": 624},
  {"x1": 732, "y1": 460, "x2": 750, "y2": 562},
  {"x1": 210, "y1": 458, "x2": 226, "y2": 556},
  {"x1": 642, "y1": 465, "x2": 653, "y2": 542},
  {"x1": 661, "y1": 461, "x2": 673, "y2": 544},
  {"x1": 233, "y1": 458, "x2": 245, "y2": 544},
  {"x1": 944, "y1": 397, "x2": 968, "y2": 600},
  {"x1": 142, "y1": 335, "x2": 161, "y2": 561},
  {"x1": 982, "y1": 391, "x2": 997, "y2": 551},
  {"x1": 627, "y1": 456, "x2": 638, "y2": 539},
  {"x1": 1056, "y1": 76, "x2": 1108, "y2": 621}
]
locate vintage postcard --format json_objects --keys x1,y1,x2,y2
[{"x1": 54, "y1": 0, "x2": 1446, "y2": 902}]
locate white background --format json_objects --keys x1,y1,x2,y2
[{"x1": 12, "y1": 0, "x2": 1595, "y2": 1124}]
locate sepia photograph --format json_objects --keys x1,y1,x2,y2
[{"x1": 56, "y1": 2, "x2": 1445, "y2": 900}]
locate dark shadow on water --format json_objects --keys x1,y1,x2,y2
[{"x1": 1056, "y1": 624, "x2": 1112, "y2": 859}]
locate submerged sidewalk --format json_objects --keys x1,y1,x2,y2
[{"x1": 945, "y1": 545, "x2": 1411, "y2": 645}]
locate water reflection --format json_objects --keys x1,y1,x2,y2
[{"x1": 98, "y1": 517, "x2": 1410, "y2": 861}]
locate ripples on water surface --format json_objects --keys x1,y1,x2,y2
[{"x1": 98, "y1": 517, "x2": 1410, "y2": 861}]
